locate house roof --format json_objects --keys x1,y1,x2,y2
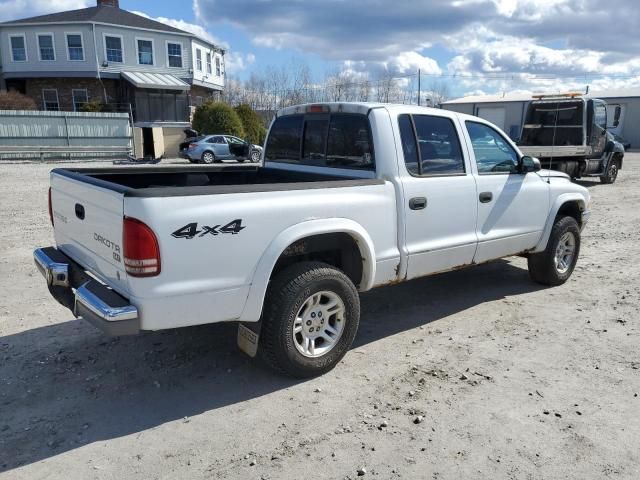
[{"x1": 0, "y1": 6, "x2": 188, "y2": 35}]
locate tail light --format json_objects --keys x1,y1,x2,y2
[
  {"x1": 48, "y1": 187, "x2": 54, "y2": 226},
  {"x1": 188, "y1": 143, "x2": 198, "y2": 149},
  {"x1": 123, "y1": 217, "x2": 161, "y2": 277}
]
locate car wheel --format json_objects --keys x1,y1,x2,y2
[
  {"x1": 260, "y1": 261, "x2": 360, "y2": 378},
  {"x1": 251, "y1": 150, "x2": 261, "y2": 163},
  {"x1": 237, "y1": 157, "x2": 245, "y2": 163},
  {"x1": 600, "y1": 160, "x2": 619, "y2": 184},
  {"x1": 527, "y1": 216, "x2": 580, "y2": 286},
  {"x1": 201, "y1": 151, "x2": 215, "y2": 164}
]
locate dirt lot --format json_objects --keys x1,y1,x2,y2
[{"x1": 1, "y1": 155, "x2": 639, "y2": 480}]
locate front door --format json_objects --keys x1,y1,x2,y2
[
  {"x1": 462, "y1": 120, "x2": 549, "y2": 263},
  {"x1": 398, "y1": 113, "x2": 478, "y2": 279}
]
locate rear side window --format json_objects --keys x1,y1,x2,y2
[
  {"x1": 265, "y1": 113, "x2": 374, "y2": 170},
  {"x1": 265, "y1": 115, "x2": 303, "y2": 162},
  {"x1": 398, "y1": 114, "x2": 464, "y2": 175}
]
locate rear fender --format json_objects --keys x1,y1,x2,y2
[
  {"x1": 532, "y1": 194, "x2": 586, "y2": 253},
  {"x1": 238, "y1": 218, "x2": 376, "y2": 323}
]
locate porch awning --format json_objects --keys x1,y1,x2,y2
[{"x1": 121, "y1": 71, "x2": 189, "y2": 91}]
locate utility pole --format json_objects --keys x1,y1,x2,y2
[{"x1": 417, "y1": 69, "x2": 421, "y2": 106}]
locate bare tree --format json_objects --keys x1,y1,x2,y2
[{"x1": 425, "y1": 79, "x2": 450, "y2": 107}]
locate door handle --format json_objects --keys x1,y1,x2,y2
[
  {"x1": 409, "y1": 197, "x2": 427, "y2": 210},
  {"x1": 75, "y1": 203, "x2": 85, "y2": 220},
  {"x1": 479, "y1": 192, "x2": 493, "y2": 203}
]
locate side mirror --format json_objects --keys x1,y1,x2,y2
[
  {"x1": 613, "y1": 105, "x2": 621, "y2": 128},
  {"x1": 521, "y1": 155, "x2": 541, "y2": 173}
]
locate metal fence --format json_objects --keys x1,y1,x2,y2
[{"x1": 0, "y1": 110, "x2": 133, "y2": 161}]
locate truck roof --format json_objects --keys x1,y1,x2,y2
[{"x1": 277, "y1": 102, "x2": 453, "y2": 118}]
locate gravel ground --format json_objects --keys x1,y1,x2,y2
[{"x1": 1, "y1": 155, "x2": 639, "y2": 479}]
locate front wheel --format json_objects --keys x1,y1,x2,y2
[
  {"x1": 600, "y1": 160, "x2": 619, "y2": 184},
  {"x1": 528, "y1": 216, "x2": 580, "y2": 286},
  {"x1": 259, "y1": 262, "x2": 360, "y2": 377},
  {"x1": 251, "y1": 150, "x2": 261, "y2": 163}
]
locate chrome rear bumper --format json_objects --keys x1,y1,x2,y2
[{"x1": 34, "y1": 247, "x2": 140, "y2": 336}]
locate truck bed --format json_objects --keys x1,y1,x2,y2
[{"x1": 52, "y1": 165, "x2": 382, "y2": 197}]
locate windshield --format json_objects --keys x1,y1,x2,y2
[{"x1": 264, "y1": 113, "x2": 375, "y2": 170}]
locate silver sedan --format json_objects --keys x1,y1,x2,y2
[{"x1": 180, "y1": 135, "x2": 263, "y2": 164}]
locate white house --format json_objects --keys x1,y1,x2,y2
[{"x1": 0, "y1": 0, "x2": 226, "y2": 128}]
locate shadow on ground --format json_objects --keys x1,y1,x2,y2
[{"x1": 0, "y1": 260, "x2": 544, "y2": 471}]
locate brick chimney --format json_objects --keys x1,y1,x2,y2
[{"x1": 97, "y1": 0, "x2": 119, "y2": 7}]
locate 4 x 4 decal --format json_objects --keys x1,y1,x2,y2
[{"x1": 172, "y1": 219, "x2": 245, "y2": 239}]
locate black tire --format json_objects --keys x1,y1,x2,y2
[
  {"x1": 600, "y1": 159, "x2": 619, "y2": 184},
  {"x1": 201, "y1": 151, "x2": 215, "y2": 164},
  {"x1": 528, "y1": 216, "x2": 580, "y2": 286},
  {"x1": 259, "y1": 261, "x2": 360, "y2": 378},
  {"x1": 251, "y1": 150, "x2": 261, "y2": 163},
  {"x1": 237, "y1": 158, "x2": 245, "y2": 163}
]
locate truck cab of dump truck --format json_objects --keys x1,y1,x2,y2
[{"x1": 518, "y1": 93, "x2": 625, "y2": 184}]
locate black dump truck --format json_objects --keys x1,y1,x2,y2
[{"x1": 518, "y1": 93, "x2": 625, "y2": 184}]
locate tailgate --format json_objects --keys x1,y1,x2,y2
[{"x1": 51, "y1": 172, "x2": 129, "y2": 295}]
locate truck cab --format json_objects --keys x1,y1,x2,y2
[{"x1": 518, "y1": 93, "x2": 625, "y2": 183}]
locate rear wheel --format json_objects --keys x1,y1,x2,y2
[
  {"x1": 251, "y1": 150, "x2": 261, "y2": 163},
  {"x1": 260, "y1": 262, "x2": 360, "y2": 377},
  {"x1": 201, "y1": 151, "x2": 215, "y2": 164},
  {"x1": 600, "y1": 159, "x2": 619, "y2": 184},
  {"x1": 528, "y1": 216, "x2": 580, "y2": 286}
]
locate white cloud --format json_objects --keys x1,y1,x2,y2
[
  {"x1": 130, "y1": 10, "x2": 228, "y2": 49},
  {"x1": 132, "y1": 7, "x2": 255, "y2": 76},
  {"x1": 0, "y1": 0, "x2": 88, "y2": 22},
  {"x1": 225, "y1": 52, "x2": 256, "y2": 74},
  {"x1": 194, "y1": 0, "x2": 640, "y2": 93}
]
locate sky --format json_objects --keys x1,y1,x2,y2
[{"x1": 2, "y1": 0, "x2": 640, "y2": 98}]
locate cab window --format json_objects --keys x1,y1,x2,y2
[
  {"x1": 465, "y1": 121, "x2": 519, "y2": 174},
  {"x1": 398, "y1": 114, "x2": 464, "y2": 176},
  {"x1": 265, "y1": 113, "x2": 374, "y2": 170},
  {"x1": 594, "y1": 103, "x2": 607, "y2": 129}
]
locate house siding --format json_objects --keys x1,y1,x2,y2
[
  {"x1": 94, "y1": 24, "x2": 191, "y2": 78},
  {"x1": 1, "y1": 25, "x2": 97, "y2": 74}
]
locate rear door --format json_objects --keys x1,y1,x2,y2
[
  {"x1": 398, "y1": 112, "x2": 478, "y2": 278},
  {"x1": 50, "y1": 172, "x2": 129, "y2": 295},
  {"x1": 210, "y1": 136, "x2": 232, "y2": 158}
]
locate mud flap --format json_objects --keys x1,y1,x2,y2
[{"x1": 237, "y1": 321, "x2": 262, "y2": 358}]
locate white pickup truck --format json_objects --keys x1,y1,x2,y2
[{"x1": 35, "y1": 102, "x2": 591, "y2": 377}]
